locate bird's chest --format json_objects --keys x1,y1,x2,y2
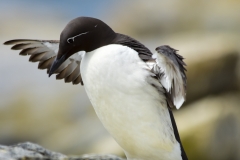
[
  {"x1": 80, "y1": 45, "x2": 180, "y2": 160},
  {"x1": 80, "y1": 45, "x2": 151, "y2": 121}
]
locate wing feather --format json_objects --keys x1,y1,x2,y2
[
  {"x1": 73, "y1": 75, "x2": 83, "y2": 85},
  {"x1": 19, "y1": 48, "x2": 47, "y2": 56},
  {"x1": 11, "y1": 43, "x2": 43, "y2": 50},
  {"x1": 38, "y1": 56, "x2": 55, "y2": 69},
  {"x1": 4, "y1": 39, "x2": 83, "y2": 85},
  {"x1": 150, "y1": 45, "x2": 187, "y2": 109},
  {"x1": 29, "y1": 52, "x2": 47, "y2": 62},
  {"x1": 65, "y1": 65, "x2": 80, "y2": 83}
]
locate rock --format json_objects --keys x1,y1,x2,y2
[{"x1": 0, "y1": 142, "x2": 125, "y2": 160}]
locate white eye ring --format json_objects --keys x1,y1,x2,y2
[
  {"x1": 67, "y1": 38, "x2": 74, "y2": 44},
  {"x1": 66, "y1": 31, "x2": 89, "y2": 44}
]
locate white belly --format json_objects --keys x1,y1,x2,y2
[{"x1": 80, "y1": 44, "x2": 182, "y2": 160}]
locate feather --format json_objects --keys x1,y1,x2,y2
[
  {"x1": 4, "y1": 39, "x2": 83, "y2": 85},
  {"x1": 153, "y1": 45, "x2": 187, "y2": 109}
]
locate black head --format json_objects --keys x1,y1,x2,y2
[{"x1": 49, "y1": 17, "x2": 116, "y2": 76}]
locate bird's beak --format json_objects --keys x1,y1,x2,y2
[{"x1": 48, "y1": 54, "x2": 67, "y2": 77}]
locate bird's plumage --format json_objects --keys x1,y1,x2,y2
[
  {"x1": 4, "y1": 39, "x2": 84, "y2": 84},
  {"x1": 4, "y1": 16, "x2": 188, "y2": 160}
]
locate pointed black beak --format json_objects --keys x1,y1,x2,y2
[{"x1": 48, "y1": 54, "x2": 67, "y2": 77}]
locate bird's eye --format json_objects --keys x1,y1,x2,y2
[{"x1": 67, "y1": 38, "x2": 74, "y2": 44}]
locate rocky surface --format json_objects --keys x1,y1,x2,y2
[{"x1": 0, "y1": 142, "x2": 124, "y2": 160}]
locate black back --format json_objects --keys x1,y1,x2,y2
[{"x1": 112, "y1": 33, "x2": 153, "y2": 61}]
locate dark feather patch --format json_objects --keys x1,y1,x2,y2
[{"x1": 113, "y1": 33, "x2": 153, "y2": 62}]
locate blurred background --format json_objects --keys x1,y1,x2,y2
[{"x1": 1, "y1": 0, "x2": 240, "y2": 160}]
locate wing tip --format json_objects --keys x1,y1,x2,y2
[
  {"x1": 4, "y1": 39, "x2": 27, "y2": 45},
  {"x1": 4, "y1": 39, "x2": 40, "y2": 45},
  {"x1": 11, "y1": 44, "x2": 24, "y2": 50},
  {"x1": 155, "y1": 45, "x2": 178, "y2": 52},
  {"x1": 174, "y1": 97, "x2": 185, "y2": 109},
  {"x1": 3, "y1": 40, "x2": 14, "y2": 45}
]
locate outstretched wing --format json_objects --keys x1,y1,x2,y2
[
  {"x1": 150, "y1": 45, "x2": 187, "y2": 109},
  {"x1": 4, "y1": 39, "x2": 84, "y2": 85}
]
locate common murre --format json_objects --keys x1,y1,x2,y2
[{"x1": 4, "y1": 17, "x2": 188, "y2": 160}]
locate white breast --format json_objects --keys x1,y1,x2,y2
[{"x1": 80, "y1": 44, "x2": 182, "y2": 160}]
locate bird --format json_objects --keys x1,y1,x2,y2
[{"x1": 4, "y1": 17, "x2": 188, "y2": 160}]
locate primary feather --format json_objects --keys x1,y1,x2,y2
[{"x1": 4, "y1": 39, "x2": 84, "y2": 85}]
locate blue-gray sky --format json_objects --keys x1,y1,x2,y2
[{"x1": 0, "y1": 0, "x2": 119, "y2": 20}]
